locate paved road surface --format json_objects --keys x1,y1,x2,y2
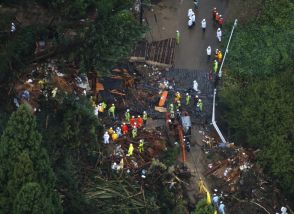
[
  {"x1": 144, "y1": 0, "x2": 230, "y2": 206},
  {"x1": 145, "y1": 0, "x2": 229, "y2": 70},
  {"x1": 174, "y1": 0, "x2": 229, "y2": 70}
]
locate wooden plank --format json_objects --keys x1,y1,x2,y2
[
  {"x1": 109, "y1": 89, "x2": 126, "y2": 96},
  {"x1": 155, "y1": 106, "x2": 167, "y2": 112}
]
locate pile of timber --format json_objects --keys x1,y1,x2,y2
[{"x1": 130, "y1": 38, "x2": 176, "y2": 68}]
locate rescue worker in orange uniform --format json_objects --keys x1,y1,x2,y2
[
  {"x1": 215, "y1": 13, "x2": 220, "y2": 23},
  {"x1": 218, "y1": 15, "x2": 223, "y2": 28},
  {"x1": 217, "y1": 50, "x2": 223, "y2": 63},
  {"x1": 122, "y1": 123, "x2": 128, "y2": 135},
  {"x1": 137, "y1": 115, "x2": 143, "y2": 128},
  {"x1": 212, "y1": 7, "x2": 217, "y2": 19},
  {"x1": 130, "y1": 116, "x2": 135, "y2": 127}
]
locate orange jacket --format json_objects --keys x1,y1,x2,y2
[
  {"x1": 130, "y1": 118, "x2": 135, "y2": 127},
  {"x1": 137, "y1": 117, "x2": 143, "y2": 128},
  {"x1": 122, "y1": 124, "x2": 128, "y2": 134}
]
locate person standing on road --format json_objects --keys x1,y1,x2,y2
[
  {"x1": 201, "y1": 19, "x2": 206, "y2": 32},
  {"x1": 207, "y1": 46, "x2": 211, "y2": 61},
  {"x1": 212, "y1": 8, "x2": 217, "y2": 20},
  {"x1": 215, "y1": 49, "x2": 219, "y2": 59},
  {"x1": 216, "y1": 28, "x2": 222, "y2": 42},
  {"x1": 191, "y1": 13, "x2": 196, "y2": 25},
  {"x1": 215, "y1": 12, "x2": 220, "y2": 23},
  {"x1": 213, "y1": 60, "x2": 218, "y2": 73},
  {"x1": 217, "y1": 50, "x2": 223, "y2": 63},
  {"x1": 188, "y1": 18, "x2": 193, "y2": 28},
  {"x1": 218, "y1": 15, "x2": 224, "y2": 28},
  {"x1": 176, "y1": 30, "x2": 180, "y2": 45},
  {"x1": 194, "y1": 0, "x2": 199, "y2": 9},
  {"x1": 188, "y1": 8, "x2": 194, "y2": 17}
]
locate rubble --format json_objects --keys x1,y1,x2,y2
[{"x1": 204, "y1": 148, "x2": 255, "y2": 186}]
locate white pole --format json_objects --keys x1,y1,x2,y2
[
  {"x1": 218, "y1": 19, "x2": 238, "y2": 78},
  {"x1": 211, "y1": 19, "x2": 238, "y2": 144},
  {"x1": 212, "y1": 88, "x2": 226, "y2": 143}
]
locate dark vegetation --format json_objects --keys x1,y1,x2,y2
[
  {"x1": 0, "y1": 1, "x2": 185, "y2": 213},
  {"x1": 1, "y1": 0, "x2": 293, "y2": 212},
  {"x1": 220, "y1": 0, "x2": 294, "y2": 199}
]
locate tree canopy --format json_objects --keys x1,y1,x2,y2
[
  {"x1": 0, "y1": 105, "x2": 62, "y2": 213},
  {"x1": 220, "y1": 0, "x2": 294, "y2": 198},
  {"x1": 224, "y1": 0, "x2": 294, "y2": 76}
]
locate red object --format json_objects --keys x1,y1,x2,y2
[
  {"x1": 212, "y1": 9, "x2": 217, "y2": 18},
  {"x1": 215, "y1": 14, "x2": 220, "y2": 22},
  {"x1": 122, "y1": 124, "x2": 128, "y2": 134},
  {"x1": 218, "y1": 18, "x2": 223, "y2": 26},
  {"x1": 158, "y1": 91, "x2": 168, "y2": 107},
  {"x1": 130, "y1": 117, "x2": 135, "y2": 127},
  {"x1": 137, "y1": 117, "x2": 143, "y2": 128}
]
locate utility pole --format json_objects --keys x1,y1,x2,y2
[{"x1": 218, "y1": 19, "x2": 238, "y2": 78}]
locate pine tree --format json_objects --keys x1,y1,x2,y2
[
  {"x1": 13, "y1": 182, "x2": 47, "y2": 214},
  {"x1": 0, "y1": 105, "x2": 62, "y2": 213}
]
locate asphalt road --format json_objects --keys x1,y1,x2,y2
[
  {"x1": 174, "y1": 0, "x2": 229, "y2": 70},
  {"x1": 144, "y1": 0, "x2": 229, "y2": 70}
]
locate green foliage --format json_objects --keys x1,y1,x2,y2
[
  {"x1": 37, "y1": 96, "x2": 101, "y2": 213},
  {"x1": 162, "y1": 146, "x2": 180, "y2": 167},
  {"x1": 0, "y1": 105, "x2": 62, "y2": 213},
  {"x1": 0, "y1": 110, "x2": 9, "y2": 135},
  {"x1": 221, "y1": 0, "x2": 294, "y2": 199},
  {"x1": 220, "y1": 71, "x2": 294, "y2": 197},
  {"x1": 13, "y1": 182, "x2": 47, "y2": 214},
  {"x1": 191, "y1": 199, "x2": 214, "y2": 214},
  {"x1": 224, "y1": 0, "x2": 294, "y2": 76},
  {"x1": 80, "y1": 9, "x2": 146, "y2": 73},
  {"x1": 38, "y1": 96, "x2": 99, "y2": 160},
  {"x1": 0, "y1": 27, "x2": 36, "y2": 83}
]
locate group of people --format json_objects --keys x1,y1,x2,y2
[
  {"x1": 187, "y1": 8, "x2": 196, "y2": 28},
  {"x1": 167, "y1": 88, "x2": 203, "y2": 120},
  {"x1": 187, "y1": 8, "x2": 208, "y2": 32},
  {"x1": 99, "y1": 103, "x2": 149, "y2": 157},
  {"x1": 185, "y1": 6, "x2": 223, "y2": 43},
  {"x1": 212, "y1": 8, "x2": 223, "y2": 42},
  {"x1": 212, "y1": 7, "x2": 224, "y2": 28},
  {"x1": 212, "y1": 190, "x2": 226, "y2": 214}
]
